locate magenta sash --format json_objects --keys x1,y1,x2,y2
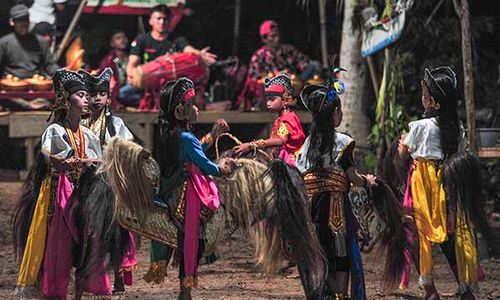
[{"x1": 183, "y1": 162, "x2": 220, "y2": 278}]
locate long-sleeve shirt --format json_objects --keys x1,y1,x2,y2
[
  {"x1": 180, "y1": 131, "x2": 220, "y2": 177},
  {"x1": 248, "y1": 44, "x2": 310, "y2": 80},
  {"x1": 0, "y1": 32, "x2": 59, "y2": 78}
]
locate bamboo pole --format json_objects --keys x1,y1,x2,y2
[
  {"x1": 56, "y1": 0, "x2": 88, "y2": 61},
  {"x1": 232, "y1": 0, "x2": 241, "y2": 55},
  {"x1": 318, "y1": 0, "x2": 328, "y2": 68},
  {"x1": 366, "y1": 56, "x2": 379, "y2": 99}
]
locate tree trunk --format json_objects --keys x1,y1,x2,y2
[
  {"x1": 453, "y1": 0, "x2": 477, "y2": 152},
  {"x1": 338, "y1": 0, "x2": 370, "y2": 148}
]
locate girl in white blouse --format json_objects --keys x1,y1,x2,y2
[
  {"x1": 400, "y1": 67, "x2": 480, "y2": 300},
  {"x1": 13, "y1": 69, "x2": 110, "y2": 299}
]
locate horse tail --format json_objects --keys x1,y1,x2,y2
[
  {"x1": 370, "y1": 179, "x2": 411, "y2": 290},
  {"x1": 443, "y1": 152, "x2": 498, "y2": 255},
  {"x1": 264, "y1": 160, "x2": 326, "y2": 300},
  {"x1": 72, "y1": 166, "x2": 130, "y2": 291}
]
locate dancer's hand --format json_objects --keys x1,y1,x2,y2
[
  {"x1": 233, "y1": 143, "x2": 251, "y2": 156},
  {"x1": 364, "y1": 174, "x2": 377, "y2": 186},
  {"x1": 211, "y1": 119, "x2": 230, "y2": 138}
]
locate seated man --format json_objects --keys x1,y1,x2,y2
[
  {"x1": 126, "y1": 4, "x2": 217, "y2": 110},
  {"x1": 237, "y1": 20, "x2": 321, "y2": 111},
  {"x1": 0, "y1": 4, "x2": 60, "y2": 110},
  {"x1": 0, "y1": 4, "x2": 59, "y2": 79},
  {"x1": 99, "y1": 29, "x2": 141, "y2": 109}
]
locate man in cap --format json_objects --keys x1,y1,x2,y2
[
  {"x1": 0, "y1": 4, "x2": 60, "y2": 110},
  {"x1": 0, "y1": 4, "x2": 60, "y2": 79},
  {"x1": 238, "y1": 20, "x2": 320, "y2": 111}
]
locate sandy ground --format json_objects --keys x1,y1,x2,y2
[{"x1": 0, "y1": 181, "x2": 499, "y2": 300}]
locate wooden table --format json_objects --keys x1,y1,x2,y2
[
  {"x1": 0, "y1": 89, "x2": 55, "y2": 100},
  {"x1": 478, "y1": 147, "x2": 500, "y2": 158},
  {"x1": 1, "y1": 111, "x2": 312, "y2": 178}
]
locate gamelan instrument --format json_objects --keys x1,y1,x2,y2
[
  {"x1": 0, "y1": 74, "x2": 29, "y2": 90},
  {"x1": 1, "y1": 74, "x2": 53, "y2": 91}
]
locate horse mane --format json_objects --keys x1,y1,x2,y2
[{"x1": 99, "y1": 137, "x2": 158, "y2": 221}]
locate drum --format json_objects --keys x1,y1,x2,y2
[{"x1": 132, "y1": 52, "x2": 209, "y2": 90}]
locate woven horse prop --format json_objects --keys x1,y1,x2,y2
[{"x1": 95, "y1": 136, "x2": 326, "y2": 299}]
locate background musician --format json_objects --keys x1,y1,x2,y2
[
  {"x1": 238, "y1": 20, "x2": 320, "y2": 111},
  {"x1": 0, "y1": 4, "x2": 59, "y2": 79},
  {"x1": 0, "y1": 4, "x2": 60, "y2": 110},
  {"x1": 126, "y1": 4, "x2": 216, "y2": 110}
]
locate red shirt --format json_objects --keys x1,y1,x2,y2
[{"x1": 270, "y1": 111, "x2": 305, "y2": 165}]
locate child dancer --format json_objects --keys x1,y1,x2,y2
[
  {"x1": 156, "y1": 77, "x2": 233, "y2": 300},
  {"x1": 296, "y1": 83, "x2": 376, "y2": 299},
  {"x1": 12, "y1": 69, "x2": 108, "y2": 299},
  {"x1": 79, "y1": 68, "x2": 134, "y2": 146},
  {"x1": 400, "y1": 66, "x2": 486, "y2": 300},
  {"x1": 234, "y1": 74, "x2": 305, "y2": 166},
  {"x1": 79, "y1": 68, "x2": 137, "y2": 294}
]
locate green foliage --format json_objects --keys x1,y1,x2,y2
[
  {"x1": 366, "y1": 53, "x2": 415, "y2": 154},
  {"x1": 483, "y1": 159, "x2": 500, "y2": 214}
]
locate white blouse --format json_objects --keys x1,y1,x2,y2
[
  {"x1": 403, "y1": 117, "x2": 443, "y2": 160},
  {"x1": 41, "y1": 123, "x2": 102, "y2": 161},
  {"x1": 296, "y1": 132, "x2": 354, "y2": 173},
  {"x1": 81, "y1": 115, "x2": 134, "y2": 144},
  {"x1": 108, "y1": 116, "x2": 134, "y2": 142}
]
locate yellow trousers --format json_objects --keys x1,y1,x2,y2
[
  {"x1": 411, "y1": 159, "x2": 447, "y2": 277},
  {"x1": 412, "y1": 158, "x2": 478, "y2": 286}
]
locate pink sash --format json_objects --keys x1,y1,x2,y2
[{"x1": 183, "y1": 162, "x2": 220, "y2": 279}]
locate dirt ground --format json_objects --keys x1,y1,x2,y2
[{"x1": 0, "y1": 181, "x2": 499, "y2": 300}]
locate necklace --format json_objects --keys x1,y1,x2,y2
[{"x1": 64, "y1": 120, "x2": 86, "y2": 158}]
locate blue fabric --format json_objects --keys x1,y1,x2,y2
[
  {"x1": 119, "y1": 84, "x2": 142, "y2": 107},
  {"x1": 345, "y1": 199, "x2": 367, "y2": 300},
  {"x1": 180, "y1": 131, "x2": 220, "y2": 176}
]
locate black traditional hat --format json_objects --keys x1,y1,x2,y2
[
  {"x1": 300, "y1": 84, "x2": 340, "y2": 114},
  {"x1": 52, "y1": 68, "x2": 87, "y2": 111},
  {"x1": 423, "y1": 66, "x2": 458, "y2": 103},
  {"x1": 264, "y1": 74, "x2": 293, "y2": 97},
  {"x1": 159, "y1": 77, "x2": 195, "y2": 121},
  {"x1": 79, "y1": 68, "x2": 113, "y2": 94}
]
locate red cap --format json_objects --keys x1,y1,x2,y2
[{"x1": 260, "y1": 20, "x2": 278, "y2": 37}]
